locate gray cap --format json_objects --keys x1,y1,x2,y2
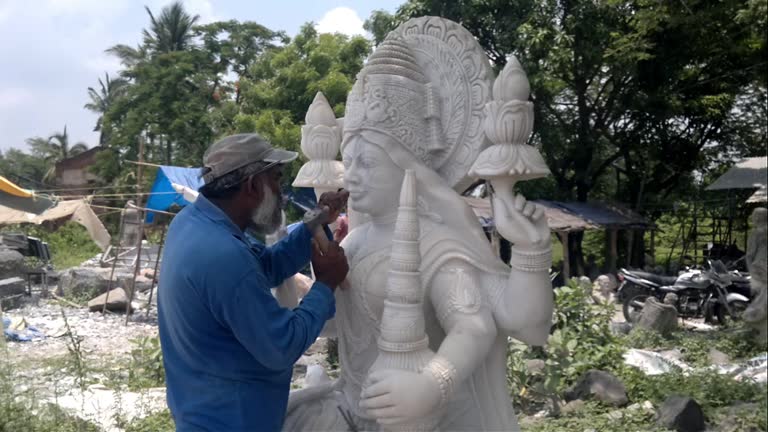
[{"x1": 202, "y1": 133, "x2": 298, "y2": 184}]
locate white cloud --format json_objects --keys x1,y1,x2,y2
[
  {"x1": 0, "y1": 88, "x2": 34, "y2": 110},
  {"x1": 316, "y1": 7, "x2": 365, "y2": 37}
]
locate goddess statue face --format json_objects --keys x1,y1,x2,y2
[{"x1": 342, "y1": 134, "x2": 404, "y2": 217}]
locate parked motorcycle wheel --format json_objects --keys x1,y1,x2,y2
[
  {"x1": 715, "y1": 300, "x2": 749, "y2": 325},
  {"x1": 623, "y1": 294, "x2": 649, "y2": 323}
]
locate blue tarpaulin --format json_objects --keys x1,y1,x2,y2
[
  {"x1": 144, "y1": 165, "x2": 320, "y2": 223},
  {"x1": 145, "y1": 166, "x2": 204, "y2": 223}
]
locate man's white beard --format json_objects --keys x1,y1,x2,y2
[{"x1": 249, "y1": 183, "x2": 282, "y2": 235}]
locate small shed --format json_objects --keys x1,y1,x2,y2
[
  {"x1": 462, "y1": 196, "x2": 652, "y2": 278},
  {"x1": 706, "y1": 157, "x2": 767, "y2": 194}
]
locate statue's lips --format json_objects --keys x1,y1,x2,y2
[{"x1": 347, "y1": 191, "x2": 364, "y2": 200}]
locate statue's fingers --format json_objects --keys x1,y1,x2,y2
[
  {"x1": 361, "y1": 374, "x2": 392, "y2": 399},
  {"x1": 359, "y1": 394, "x2": 394, "y2": 410},
  {"x1": 490, "y1": 194, "x2": 507, "y2": 220},
  {"x1": 514, "y1": 194, "x2": 526, "y2": 212},
  {"x1": 522, "y1": 202, "x2": 536, "y2": 218},
  {"x1": 532, "y1": 206, "x2": 545, "y2": 221},
  {"x1": 377, "y1": 416, "x2": 407, "y2": 425},
  {"x1": 367, "y1": 406, "x2": 400, "y2": 420}
]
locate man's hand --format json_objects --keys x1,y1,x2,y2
[
  {"x1": 311, "y1": 240, "x2": 349, "y2": 290},
  {"x1": 317, "y1": 190, "x2": 349, "y2": 224}
]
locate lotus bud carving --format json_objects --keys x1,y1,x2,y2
[
  {"x1": 304, "y1": 92, "x2": 337, "y2": 126},
  {"x1": 492, "y1": 55, "x2": 530, "y2": 102}
]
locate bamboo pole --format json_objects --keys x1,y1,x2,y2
[
  {"x1": 125, "y1": 138, "x2": 146, "y2": 324},
  {"x1": 102, "y1": 215, "x2": 127, "y2": 314},
  {"x1": 145, "y1": 224, "x2": 167, "y2": 317}
]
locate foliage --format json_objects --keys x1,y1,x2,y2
[
  {"x1": 366, "y1": 0, "x2": 767, "y2": 271},
  {"x1": 622, "y1": 326, "x2": 767, "y2": 368},
  {"x1": 123, "y1": 410, "x2": 175, "y2": 432},
  {"x1": 521, "y1": 401, "x2": 670, "y2": 432},
  {"x1": 25, "y1": 126, "x2": 89, "y2": 181},
  {"x1": 127, "y1": 336, "x2": 165, "y2": 390},
  {"x1": 0, "y1": 222, "x2": 100, "y2": 269},
  {"x1": 84, "y1": 73, "x2": 129, "y2": 145},
  {"x1": 508, "y1": 279, "x2": 624, "y2": 408},
  {"x1": 1, "y1": 335, "x2": 99, "y2": 432},
  {"x1": 615, "y1": 365, "x2": 767, "y2": 414}
]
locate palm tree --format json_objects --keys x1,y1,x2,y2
[
  {"x1": 142, "y1": 1, "x2": 200, "y2": 53},
  {"x1": 84, "y1": 73, "x2": 129, "y2": 144},
  {"x1": 106, "y1": 1, "x2": 199, "y2": 68},
  {"x1": 26, "y1": 126, "x2": 89, "y2": 181}
]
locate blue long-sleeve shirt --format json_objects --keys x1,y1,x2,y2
[{"x1": 157, "y1": 195, "x2": 335, "y2": 431}]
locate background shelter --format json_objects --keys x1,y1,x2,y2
[
  {"x1": 0, "y1": 176, "x2": 56, "y2": 215},
  {"x1": 144, "y1": 166, "x2": 204, "y2": 223},
  {"x1": 0, "y1": 199, "x2": 110, "y2": 250},
  {"x1": 463, "y1": 197, "x2": 652, "y2": 278}
]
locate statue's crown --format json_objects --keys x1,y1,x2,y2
[{"x1": 344, "y1": 36, "x2": 443, "y2": 167}]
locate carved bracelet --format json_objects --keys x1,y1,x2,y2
[
  {"x1": 510, "y1": 247, "x2": 552, "y2": 273},
  {"x1": 423, "y1": 355, "x2": 457, "y2": 408}
]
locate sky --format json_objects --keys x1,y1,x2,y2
[{"x1": 0, "y1": 0, "x2": 402, "y2": 152}]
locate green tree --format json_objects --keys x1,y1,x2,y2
[
  {"x1": 84, "y1": 73, "x2": 129, "y2": 145},
  {"x1": 142, "y1": 1, "x2": 200, "y2": 53},
  {"x1": 25, "y1": 126, "x2": 89, "y2": 181},
  {"x1": 0, "y1": 149, "x2": 49, "y2": 189},
  {"x1": 367, "y1": 0, "x2": 765, "y2": 269},
  {"x1": 226, "y1": 23, "x2": 370, "y2": 180}
]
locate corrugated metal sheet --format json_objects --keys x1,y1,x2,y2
[
  {"x1": 747, "y1": 186, "x2": 767, "y2": 203},
  {"x1": 462, "y1": 197, "x2": 648, "y2": 232},
  {"x1": 706, "y1": 157, "x2": 767, "y2": 190}
]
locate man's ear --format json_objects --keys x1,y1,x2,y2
[{"x1": 246, "y1": 175, "x2": 263, "y2": 202}]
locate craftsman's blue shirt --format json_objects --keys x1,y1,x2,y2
[{"x1": 158, "y1": 195, "x2": 335, "y2": 431}]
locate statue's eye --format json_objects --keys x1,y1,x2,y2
[{"x1": 359, "y1": 158, "x2": 376, "y2": 169}]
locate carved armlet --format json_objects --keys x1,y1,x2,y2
[{"x1": 422, "y1": 355, "x2": 457, "y2": 408}]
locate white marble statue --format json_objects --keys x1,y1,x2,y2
[
  {"x1": 744, "y1": 208, "x2": 767, "y2": 344},
  {"x1": 284, "y1": 17, "x2": 554, "y2": 431}
]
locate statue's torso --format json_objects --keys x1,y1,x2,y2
[{"x1": 336, "y1": 223, "x2": 445, "y2": 416}]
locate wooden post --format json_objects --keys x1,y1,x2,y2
[
  {"x1": 650, "y1": 229, "x2": 656, "y2": 265},
  {"x1": 125, "y1": 137, "x2": 146, "y2": 324},
  {"x1": 626, "y1": 229, "x2": 635, "y2": 268},
  {"x1": 559, "y1": 231, "x2": 570, "y2": 280},
  {"x1": 102, "y1": 215, "x2": 127, "y2": 314},
  {"x1": 608, "y1": 228, "x2": 618, "y2": 272},
  {"x1": 145, "y1": 224, "x2": 166, "y2": 317}
]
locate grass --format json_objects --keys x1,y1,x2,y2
[{"x1": 0, "y1": 221, "x2": 101, "y2": 269}]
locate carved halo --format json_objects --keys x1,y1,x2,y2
[{"x1": 390, "y1": 16, "x2": 495, "y2": 189}]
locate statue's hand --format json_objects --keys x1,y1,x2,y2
[
  {"x1": 490, "y1": 178, "x2": 549, "y2": 250},
  {"x1": 359, "y1": 369, "x2": 441, "y2": 426}
]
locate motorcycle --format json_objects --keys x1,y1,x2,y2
[
  {"x1": 617, "y1": 268, "x2": 680, "y2": 303},
  {"x1": 622, "y1": 260, "x2": 751, "y2": 325}
]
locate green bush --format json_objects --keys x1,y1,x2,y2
[
  {"x1": 508, "y1": 280, "x2": 624, "y2": 407},
  {"x1": 0, "y1": 222, "x2": 101, "y2": 269},
  {"x1": 521, "y1": 401, "x2": 671, "y2": 432},
  {"x1": 623, "y1": 327, "x2": 767, "y2": 367},
  {"x1": 615, "y1": 365, "x2": 767, "y2": 414},
  {"x1": 124, "y1": 410, "x2": 175, "y2": 432},
  {"x1": 128, "y1": 336, "x2": 165, "y2": 390}
]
